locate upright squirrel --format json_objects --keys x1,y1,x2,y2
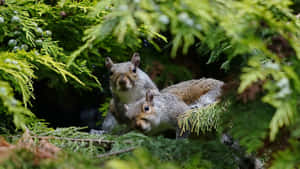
[
  {"x1": 124, "y1": 78, "x2": 224, "y2": 136},
  {"x1": 127, "y1": 89, "x2": 189, "y2": 137},
  {"x1": 102, "y1": 53, "x2": 159, "y2": 131}
]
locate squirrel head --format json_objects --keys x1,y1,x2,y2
[
  {"x1": 130, "y1": 89, "x2": 160, "y2": 133},
  {"x1": 106, "y1": 53, "x2": 141, "y2": 91}
]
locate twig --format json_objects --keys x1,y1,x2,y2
[
  {"x1": 97, "y1": 147, "x2": 136, "y2": 158},
  {"x1": 7, "y1": 135, "x2": 115, "y2": 145},
  {"x1": 36, "y1": 136, "x2": 115, "y2": 144},
  {"x1": 7, "y1": 135, "x2": 133, "y2": 145}
]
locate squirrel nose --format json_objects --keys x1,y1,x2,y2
[
  {"x1": 118, "y1": 75, "x2": 127, "y2": 85},
  {"x1": 119, "y1": 79, "x2": 126, "y2": 85}
]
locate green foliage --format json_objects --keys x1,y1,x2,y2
[
  {"x1": 73, "y1": 0, "x2": 299, "y2": 161},
  {"x1": 0, "y1": 49, "x2": 87, "y2": 131},
  {"x1": 1, "y1": 0, "x2": 101, "y2": 86},
  {"x1": 179, "y1": 100, "x2": 231, "y2": 135},
  {"x1": 0, "y1": 0, "x2": 104, "y2": 131},
  {"x1": 1, "y1": 127, "x2": 240, "y2": 169},
  {"x1": 270, "y1": 140, "x2": 300, "y2": 169},
  {"x1": 0, "y1": 50, "x2": 85, "y2": 130},
  {"x1": 99, "y1": 98, "x2": 111, "y2": 118},
  {"x1": 106, "y1": 132, "x2": 238, "y2": 169},
  {"x1": 0, "y1": 81, "x2": 34, "y2": 130},
  {"x1": 34, "y1": 127, "x2": 108, "y2": 155},
  {"x1": 227, "y1": 0, "x2": 300, "y2": 141},
  {"x1": 43, "y1": 127, "x2": 239, "y2": 169},
  {"x1": 182, "y1": 153, "x2": 213, "y2": 169},
  {"x1": 222, "y1": 97, "x2": 275, "y2": 153},
  {"x1": 0, "y1": 52, "x2": 35, "y2": 107},
  {"x1": 239, "y1": 55, "x2": 300, "y2": 141},
  {"x1": 106, "y1": 148, "x2": 179, "y2": 169},
  {"x1": 0, "y1": 0, "x2": 299, "y2": 168},
  {"x1": 268, "y1": 116, "x2": 300, "y2": 169},
  {"x1": 74, "y1": 0, "x2": 300, "y2": 145},
  {"x1": 179, "y1": 94, "x2": 275, "y2": 154}
]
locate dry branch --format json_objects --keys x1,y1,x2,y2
[
  {"x1": 8, "y1": 135, "x2": 115, "y2": 145},
  {"x1": 7, "y1": 135, "x2": 133, "y2": 146}
]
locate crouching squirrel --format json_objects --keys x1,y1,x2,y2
[
  {"x1": 101, "y1": 53, "x2": 159, "y2": 131},
  {"x1": 126, "y1": 89, "x2": 189, "y2": 138},
  {"x1": 125, "y1": 78, "x2": 224, "y2": 137}
]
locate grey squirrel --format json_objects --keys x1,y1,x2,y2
[
  {"x1": 127, "y1": 89, "x2": 189, "y2": 137},
  {"x1": 101, "y1": 53, "x2": 159, "y2": 131},
  {"x1": 124, "y1": 78, "x2": 224, "y2": 136}
]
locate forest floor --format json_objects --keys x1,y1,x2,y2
[{"x1": 0, "y1": 126, "x2": 241, "y2": 169}]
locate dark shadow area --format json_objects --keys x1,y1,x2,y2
[{"x1": 31, "y1": 77, "x2": 109, "y2": 130}]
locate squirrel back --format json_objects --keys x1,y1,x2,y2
[{"x1": 161, "y1": 78, "x2": 224, "y2": 105}]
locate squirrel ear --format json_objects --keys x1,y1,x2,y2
[
  {"x1": 131, "y1": 52, "x2": 140, "y2": 67},
  {"x1": 146, "y1": 90, "x2": 154, "y2": 103},
  {"x1": 105, "y1": 57, "x2": 113, "y2": 69}
]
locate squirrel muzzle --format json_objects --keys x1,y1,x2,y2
[
  {"x1": 135, "y1": 118, "x2": 151, "y2": 133},
  {"x1": 115, "y1": 74, "x2": 134, "y2": 91}
]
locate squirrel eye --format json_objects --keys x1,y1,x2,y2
[
  {"x1": 110, "y1": 71, "x2": 113, "y2": 76},
  {"x1": 144, "y1": 106, "x2": 150, "y2": 112},
  {"x1": 132, "y1": 68, "x2": 137, "y2": 73}
]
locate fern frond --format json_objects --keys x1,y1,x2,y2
[{"x1": 178, "y1": 99, "x2": 231, "y2": 135}]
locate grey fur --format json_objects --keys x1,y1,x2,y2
[
  {"x1": 129, "y1": 92, "x2": 189, "y2": 136},
  {"x1": 101, "y1": 112, "x2": 118, "y2": 131},
  {"x1": 151, "y1": 93, "x2": 189, "y2": 129},
  {"x1": 161, "y1": 78, "x2": 224, "y2": 108},
  {"x1": 189, "y1": 86, "x2": 223, "y2": 108}
]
